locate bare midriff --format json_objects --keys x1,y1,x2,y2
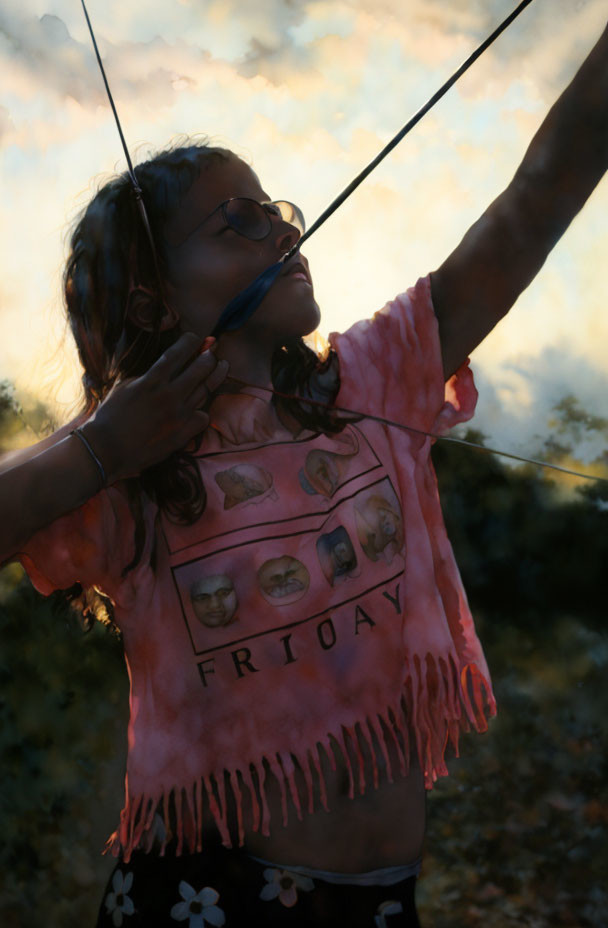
[
  {"x1": 147, "y1": 728, "x2": 426, "y2": 868},
  {"x1": 241, "y1": 731, "x2": 427, "y2": 872}
]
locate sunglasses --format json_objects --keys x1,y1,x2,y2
[{"x1": 178, "y1": 197, "x2": 306, "y2": 247}]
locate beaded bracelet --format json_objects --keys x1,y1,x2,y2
[{"x1": 71, "y1": 427, "x2": 107, "y2": 490}]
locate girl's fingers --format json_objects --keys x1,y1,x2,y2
[
  {"x1": 174, "y1": 351, "x2": 230, "y2": 403},
  {"x1": 173, "y1": 349, "x2": 219, "y2": 397},
  {"x1": 184, "y1": 359, "x2": 229, "y2": 409},
  {"x1": 148, "y1": 332, "x2": 204, "y2": 383},
  {"x1": 188, "y1": 382, "x2": 211, "y2": 410},
  {"x1": 204, "y1": 358, "x2": 230, "y2": 394},
  {"x1": 185, "y1": 410, "x2": 210, "y2": 438}
]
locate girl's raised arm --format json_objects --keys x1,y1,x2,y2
[
  {"x1": 0, "y1": 333, "x2": 228, "y2": 565},
  {"x1": 431, "y1": 20, "x2": 608, "y2": 380}
]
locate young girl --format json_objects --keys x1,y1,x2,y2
[{"x1": 2, "y1": 19, "x2": 607, "y2": 928}]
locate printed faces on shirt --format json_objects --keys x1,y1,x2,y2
[
  {"x1": 165, "y1": 427, "x2": 405, "y2": 656},
  {"x1": 298, "y1": 430, "x2": 359, "y2": 498},
  {"x1": 190, "y1": 574, "x2": 239, "y2": 628},
  {"x1": 316, "y1": 525, "x2": 360, "y2": 586},
  {"x1": 214, "y1": 463, "x2": 278, "y2": 510},
  {"x1": 257, "y1": 556, "x2": 310, "y2": 606},
  {"x1": 353, "y1": 484, "x2": 404, "y2": 565}
]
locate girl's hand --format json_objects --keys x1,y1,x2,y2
[{"x1": 82, "y1": 333, "x2": 229, "y2": 483}]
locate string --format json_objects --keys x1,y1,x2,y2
[
  {"x1": 79, "y1": 0, "x2": 284, "y2": 334},
  {"x1": 285, "y1": 0, "x2": 535, "y2": 259},
  {"x1": 211, "y1": 0, "x2": 537, "y2": 333},
  {"x1": 224, "y1": 377, "x2": 606, "y2": 485},
  {"x1": 78, "y1": 0, "x2": 535, "y2": 338},
  {"x1": 80, "y1": 0, "x2": 165, "y2": 294},
  {"x1": 79, "y1": 1, "x2": 604, "y2": 485}
]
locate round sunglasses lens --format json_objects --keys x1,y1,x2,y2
[
  {"x1": 273, "y1": 201, "x2": 306, "y2": 234},
  {"x1": 225, "y1": 199, "x2": 270, "y2": 240}
]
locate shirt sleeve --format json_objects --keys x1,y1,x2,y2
[
  {"x1": 329, "y1": 275, "x2": 477, "y2": 436},
  {"x1": 15, "y1": 485, "x2": 135, "y2": 601}
]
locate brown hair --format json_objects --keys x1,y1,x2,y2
[{"x1": 64, "y1": 139, "x2": 345, "y2": 581}]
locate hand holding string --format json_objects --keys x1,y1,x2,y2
[{"x1": 82, "y1": 334, "x2": 228, "y2": 484}]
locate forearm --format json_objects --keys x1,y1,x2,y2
[
  {"x1": 0, "y1": 334, "x2": 230, "y2": 565},
  {"x1": 0, "y1": 431, "x2": 104, "y2": 565},
  {"x1": 512, "y1": 22, "x2": 608, "y2": 244},
  {"x1": 433, "y1": 22, "x2": 608, "y2": 377}
]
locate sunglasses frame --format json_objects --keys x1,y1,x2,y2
[{"x1": 177, "y1": 197, "x2": 305, "y2": 248}]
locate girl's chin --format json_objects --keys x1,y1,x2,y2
[
  {"x1": 229, "y1": 294, "x2": 321, "y2": 342},
  {"x1": 285, "y1": 300, "x2": 322, "y2": 337}
]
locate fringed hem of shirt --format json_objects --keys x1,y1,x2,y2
[{"x1": 105, "y1": 656, "x2": 496, "y2": 862}]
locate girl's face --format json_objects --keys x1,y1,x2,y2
[{"x1": 163, "y1": 155, "x2": 320, "y2": 344}]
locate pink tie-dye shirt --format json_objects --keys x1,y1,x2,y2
[{"x1": 19, "y1": 276, "x2": 496, "y2": 860}]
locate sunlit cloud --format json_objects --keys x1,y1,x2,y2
[{"x1": 1, "y1": 0, "x2": 607, "y2": 460}]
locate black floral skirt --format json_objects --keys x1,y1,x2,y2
[{"x1": 97, "y1": 838, "x2": 421, "y2": 928}]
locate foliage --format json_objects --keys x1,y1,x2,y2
[
  {"x1": 547, "y1": 394, "x2": 608, "y2": 445},
  {"x1": 432, "y1": 428, "x2": 607, "y2": 630},
  {"x1": 0, "y1": 565, "x2": 128, "y2": 928},
  {"x1": 0, "y1": 389, "x2": 606, "y2": 926},
  {"x1": 415, "y1": 430, "x2": 608, "y2": 927},
  {"x1": 417, "y1": 613, "x2": 607, "y2": 927},
  {"x1": 0, "y1": 378, "x2": 57, "y2": 453}
]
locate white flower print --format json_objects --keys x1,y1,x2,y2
[
  {"x1": 170, "y1": 881, "x2": 226, "y2": 927},
  {"x1": 104, "y1": 870, "x2": 135, "y2": 927},
  {"x1": 259, "y1": 868, "x2": 314, "y2": 908},
  {"x1": 374, "y1": 899, "x2": 404, "y2": 927}
]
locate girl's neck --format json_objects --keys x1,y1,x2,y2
[
  {"x1": 207, "y1": 390, "x2": 299, "y2": 445},
  {"x1": 215, "y1": 332, "x2": 275, "y2": 392},
  {"x1": 210, "y1": 333, "x2": 308, "y2": 444}
]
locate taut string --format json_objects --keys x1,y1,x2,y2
[
  {"x1": 285, "y1": 0, "x2": 535, "y2": 259},
  {"x1": 80, "y1": 0, "x2": 537, "y2": 335},
  {"x1": 79, "y1": 1, "x2": 605, "y2": 485},
  {"x1": 213, "y1": 0, "x2": 537, "y2": 332},
  {"x1": 224, "y1": 376, "x2": 606, "y2": 485},
  {"x1": 80, "y1": 0, "x2": 165, "y2": 296}
]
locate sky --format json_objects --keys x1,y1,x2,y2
[{"x1": 1, "y1": 0, "x2": 607, "y2": 465}]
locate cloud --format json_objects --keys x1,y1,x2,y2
[
  {"x1": 0, "y1": 11, "x2": 104, "y2": 105},
  {"x1": 299, "y1": 0, "x2": 608, "y2": 107},
  {"x1": 2, "y1": 0, "x2": 606, "y2": 154},
  {"x1": 209, "y1": 0, "x2": 309, "y2": 65},
  {"x1": 1, "y1": 0, "x2": 607, "y2": 444},
  {"x1": 0, "y1": 105, "x2": 13, "y2": 140},
  {"x1": 471, "y1": 345, "x2": 608, "y2": 465},
  {"x1": 0, "y1": 8, "x2": 209, "y2": 117}
]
